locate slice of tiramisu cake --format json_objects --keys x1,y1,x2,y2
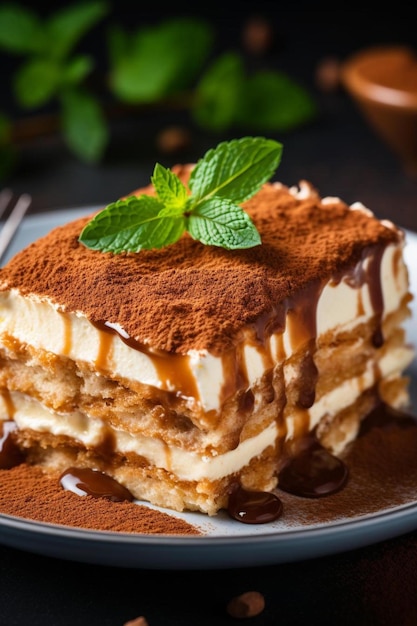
[{"x1": 0, "y1": 137, "x2": 414, "y2": 517}]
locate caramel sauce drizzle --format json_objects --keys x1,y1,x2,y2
[
  {"x1": 61, "y1": 313, "x2": 72, "y2": 356},
  {"x1": 341, "y1": 246, "x2": 386, "y2": 346},
  {"x1": 1, "y1": 389, "x2": 15, "y2": 419},
  {"x1": 59, "y1": 467, "x2": 134, "y2": 502},
  {"x1": 90, "y1": 320, "x2": 199, "y2": 401},
  {"x1": 95, "y1": 329, "x2": 113, "y2": 373}
]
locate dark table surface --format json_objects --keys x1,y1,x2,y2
[{"x1": 1, "y1": 6, "x2": 417, "y2": 625}]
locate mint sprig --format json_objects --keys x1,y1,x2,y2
[{"x1": 78, "y1": 136, "x2": 283, "y2": 253}]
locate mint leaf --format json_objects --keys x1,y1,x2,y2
[
  {"x1": 62, "y1": 55, "x2": 94, "y2": 86},
  {"x1": 13, "y1": 57, "x2": 62, "y2": 108},
  {"x1": 151, "y1": 163, "x2": 189, "y2": 210},
  {"x1": 188, "y1": 136, "x2": 282, "y2": 204},
  {"x1": 80, "y1": 195, "x2": 186, "y2": 253},
  {"x1": 79, "y1": 136, "x2": 283, "y2": 253},
  {"x1": 237, "y1": 71, "x2": 317, "y2": 131},
  {"x1": 188, "y1": 198, "x2": 261, "y2": 250},
  {"x1": 60, "y1": 88, "x2": 108, "y2": 163},
  {"x1": 0, "y1": 4, "x2": 44, "y2": 55},
  {"x1": 46, "y1": 1, "x2": 109, "y2": 60},
  {"x1": 193, "y1": 55, "x2": 317, "y2": 134},
  {"x1": 108, "y1": 18, "x2": 213, "y2": 103},
  {"x1": 193, "y1": 53, "x2": 245, "y2": 132}
]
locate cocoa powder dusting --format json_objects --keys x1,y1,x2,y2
[
  {"x1": 0, "y1": 169, "x2": 400, "y2": 355},
  {"x1": 0, "y1": 464, "x2": 201, "y2": 535}
]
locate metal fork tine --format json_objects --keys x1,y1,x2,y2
[{"x1": 0, "y1": 193, "x2": 32, "y2": 263}]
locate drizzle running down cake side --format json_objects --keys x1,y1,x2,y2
[{"x1": 0, "y1": 166, "x2": 414, "y2": 516}]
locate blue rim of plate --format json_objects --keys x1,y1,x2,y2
[{"x1": 2, "y1": 498, "x2": 417, "y2": 570}]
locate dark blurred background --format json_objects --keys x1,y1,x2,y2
[{"x1": 1, "y1": 1, "x2": 417, "y2": 228}]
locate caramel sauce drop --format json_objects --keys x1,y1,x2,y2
[
  {"x1": 59, "y1": 467, "x2": 134, "y2": 503},
  {"x1": 227, "y1": 484, "x2": 283, "y2": 524},
  {"x1": 278, "y1": 438, "x2": 349, "y2": 498}
]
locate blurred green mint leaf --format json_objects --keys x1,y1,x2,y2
[
  {"x1": 14, "y1": 55, "x2": 95, "y2": 108},
  {"x1": 193, "y1": 53, "x2": 245, "y2": 131},
  {"x1": 62, "y1": 55, "x2": 94, "y2": 86},
  {"x1": 0, "y1": 2, "x2": 108, "y2": 59},
  {"x1": 194, "y1": 52, "x2": 317, "y2": 132},
  {"x1": 46, "y1": 1, "x2": 109, "y2": 60},
  {"x1": 60, "y1": 88, "x2": 108, "y2": 163},
  {"x1": 108, "y1": 17, "x2": 213, "y2": 103},
  {"x1": 13, "y1": 57, "x2": 62, "y2": 108},
  {"x1": 237, "y1": 71, "x2": 318, "y2": 131},
  {"x1": 79, "y1": 136, "x2": 283, "y2": 253},
  {"x1": 0, "y1": 4, "x2": 44, "y2": 55}
]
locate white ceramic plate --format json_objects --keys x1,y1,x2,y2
[{"x1": 0, "y1": 209, "x2": 416, "y2": 570}]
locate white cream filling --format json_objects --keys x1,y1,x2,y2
[{"x1": 0, "y1": 243, "x2": 409, "y2": 413}]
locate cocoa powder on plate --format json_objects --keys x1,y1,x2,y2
[{"x1": 0, "y1": 463, "x2": 201, "y2": 535}]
